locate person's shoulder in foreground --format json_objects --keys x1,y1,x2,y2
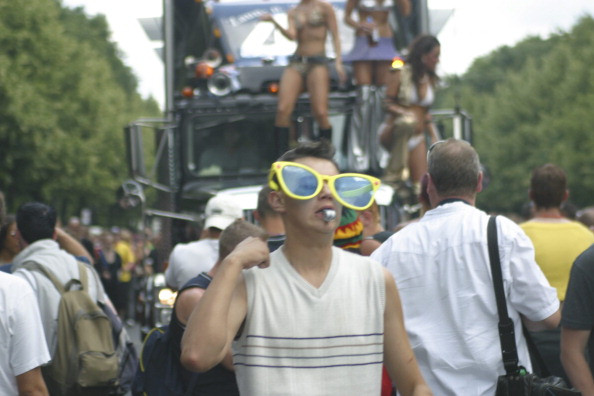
[
  {"x1": 0, "y1": 271, "x2": 50, "y2": 395},
  {"x1": 560, "y1": 244, "x2": 594, "y2": 394}
]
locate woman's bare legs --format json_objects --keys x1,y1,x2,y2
[
  {"x1": 373, "y1": 61, "x2": 391, "y2": 86},
  {"x1": 306, "y1": 64, "x2": 331, "y2": 132},
  {"x1": 275, "y1": 66, "x2": 305, "y2": 127},
  {"x1": 274, "y1": 66, "x2": 304, "y2": 153},
  {"x1": 353, "y1": 61, "x2": 373, "y2": 86}
]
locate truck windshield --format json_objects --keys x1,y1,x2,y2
[{"x1": 186, "y1": 115, "x2": 277, "y2": 177}]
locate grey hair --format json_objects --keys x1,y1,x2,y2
[{"x1": 428, "y1": 139, "x2": 481, "y2": 197}]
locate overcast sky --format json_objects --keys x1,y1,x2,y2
[{"x1": 62, "y1": 0, "x2": 594, "y2": 108}]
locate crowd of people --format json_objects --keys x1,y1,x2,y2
[{"x1": 2, "y1": 138, "x2": 594, "y2": 395}]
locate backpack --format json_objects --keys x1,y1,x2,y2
[
  {"x1": 132, "y1": 273, "x2": 212, "y2": 396},
  {"x1": 25, "y1": 260, "x2": 120, "y2": 395},
  {"x1": 132, "y1": 325, "x2": 201, "y2": 396}
]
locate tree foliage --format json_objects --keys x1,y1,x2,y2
[
  {"x1": 437, "y1": 16, "x2": 594, "y2": 215},
  {"x1": 0, "y1": 0, "x2": 160, "y2": 225}
]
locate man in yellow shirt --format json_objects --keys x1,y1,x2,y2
[
  {"x1": 521, "y1": 163, "x2": 594, "y2": 385},
  {"x1": 115, "y1": 228, "x2": 137, "y2": 322}
]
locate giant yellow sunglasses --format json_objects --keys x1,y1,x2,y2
[{"x1": 268, "y1": 161, "x2": 381, "y2": 211}]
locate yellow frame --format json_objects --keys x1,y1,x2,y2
[{"x1": 268, "y1": 161, "x2": 380, "y2": 210}]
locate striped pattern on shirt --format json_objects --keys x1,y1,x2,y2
[{"x1": 233, "y1": 247, "x2": 386, "y2": 396}]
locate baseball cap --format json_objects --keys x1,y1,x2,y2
[{"x1": 204, "y1": 195, "x2": 244, "y2": 231}]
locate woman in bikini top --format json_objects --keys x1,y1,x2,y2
[
  {"x1": 261, "y1": 0, "x2": 346, "y2": 151},
  {"x1": 379, "y1": 34, "x2": 441, "y2": 186}
]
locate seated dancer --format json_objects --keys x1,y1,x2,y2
[{"x1": 378, "y1": 34, "x2": 441, "y2": 189}]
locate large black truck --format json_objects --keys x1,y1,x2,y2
[
  {"x1": 122, "y1": 0, "x2": 472, "y2": 332},
  {"x1": 122, "y1": 0, "x2": 472, "y2": 257}
]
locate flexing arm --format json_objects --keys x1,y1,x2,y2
[
  {"x1": 261, "y1": 10, "x2": 297, "y2": 41},
  {"x1": 177, "y1": 286, "x2": 237, "y2": 371},
  {"x1": 180, "y1": 237, "x2": 269, "y2": 372},
  {"x1": 16, "y1": 367, "x2": 48, "y2": 396},
  {"x1": 561, "y1": 328, "x2": 594, "y2": 395},
  {"x1": 344, "y1": 0, "x2": 365, "y2": 31},
  {"x1": 382, "y1": 268, "x2": 432, "y2": 396},
  {"x1": 55, "y1": 227, "x2": 94, "y2": 264}
]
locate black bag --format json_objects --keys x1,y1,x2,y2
[
  {"x1": 495, "y1": 372, "x2": 580, "y2": 396},
  {"x1": 132, "y1": 325, "x2": 200, "y2": 396},
  {"x1": 487, "y1": 216, "x2": 581, "y2": 396}
]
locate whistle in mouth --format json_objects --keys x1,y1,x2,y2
[{"x1": 322, "y1": 208, "x2": 336, "y2": 222}]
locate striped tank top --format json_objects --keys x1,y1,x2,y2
[{"x1": 232, "y1": 246, "x2": 386, "y2": 395}]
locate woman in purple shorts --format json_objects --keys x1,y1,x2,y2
[{"x1": 343, "y1": 0, "x2": 411, "y2": 171}]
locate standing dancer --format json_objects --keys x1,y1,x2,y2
[
  {"x1": 261, "y1": 0, "x2": 346, "y2": 155},
  {"x1": 343, "y1": 0, "x2": 411, "y2": 171}
]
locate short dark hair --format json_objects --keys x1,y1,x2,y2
[
  {"x1": 218, "y1": 219, "x2": 267, "y2": 260},
  {"x1": 530, "y1": 164, "x2": 567, "y2": 209},
  {"x1": 277, "y1": 140, "x2": 337, "y2": 167},
  {"x1": 428, "y1": 139, "x2": 481, "y2": 197},
  {"x1": 16, "y1": 202, "x2": 57, "y2": 244}
]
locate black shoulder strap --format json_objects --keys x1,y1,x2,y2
[{"x1": 487, "y1": 215, "x2": 520, "y2": 376}]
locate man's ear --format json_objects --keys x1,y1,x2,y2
[
  {"x1": 476, "y1": 172, "x2": 484, "y2": 193},
  {"x1": 268, "y1": 190, "x2": 286, "y2": 213}
]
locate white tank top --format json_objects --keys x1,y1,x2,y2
[{"x1": 233, "y1": 246, "x2": 386, "y2": 395}]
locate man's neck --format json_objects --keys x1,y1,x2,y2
[
  {"x1": 262, "y1": 217, "x2": 285, "y2": 236},
  {"x1": 431, "y1": 195, "x2": 476, "y2": 209},
  {"x1": 282, "y1": 237, "x2": 333, "y2": 289},
  {"x1": 532, "y1": 207, "x2": 565, "y2": 220}
]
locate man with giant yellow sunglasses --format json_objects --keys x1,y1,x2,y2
[{"x1": 181, "y1": 141, "x2": 432, "y2": 396}]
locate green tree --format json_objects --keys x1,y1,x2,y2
[
  {"x1": 0, "y1": 0, "x2": 160, "y2": 225},
  {"x1": 437, "y1": 16, "x2": 594, "y2": 215}
]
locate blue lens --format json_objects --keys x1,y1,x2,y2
[
  {"x1": 335, "y1": 176, "x2": 374, "y2": 208},
  {"x1": 282, "y1": 165, "x2": 318, "y2": 197}
]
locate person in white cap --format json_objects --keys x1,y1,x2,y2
[{"x1": 165, "y1": 195, "x2": 244, "y2": 290}]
